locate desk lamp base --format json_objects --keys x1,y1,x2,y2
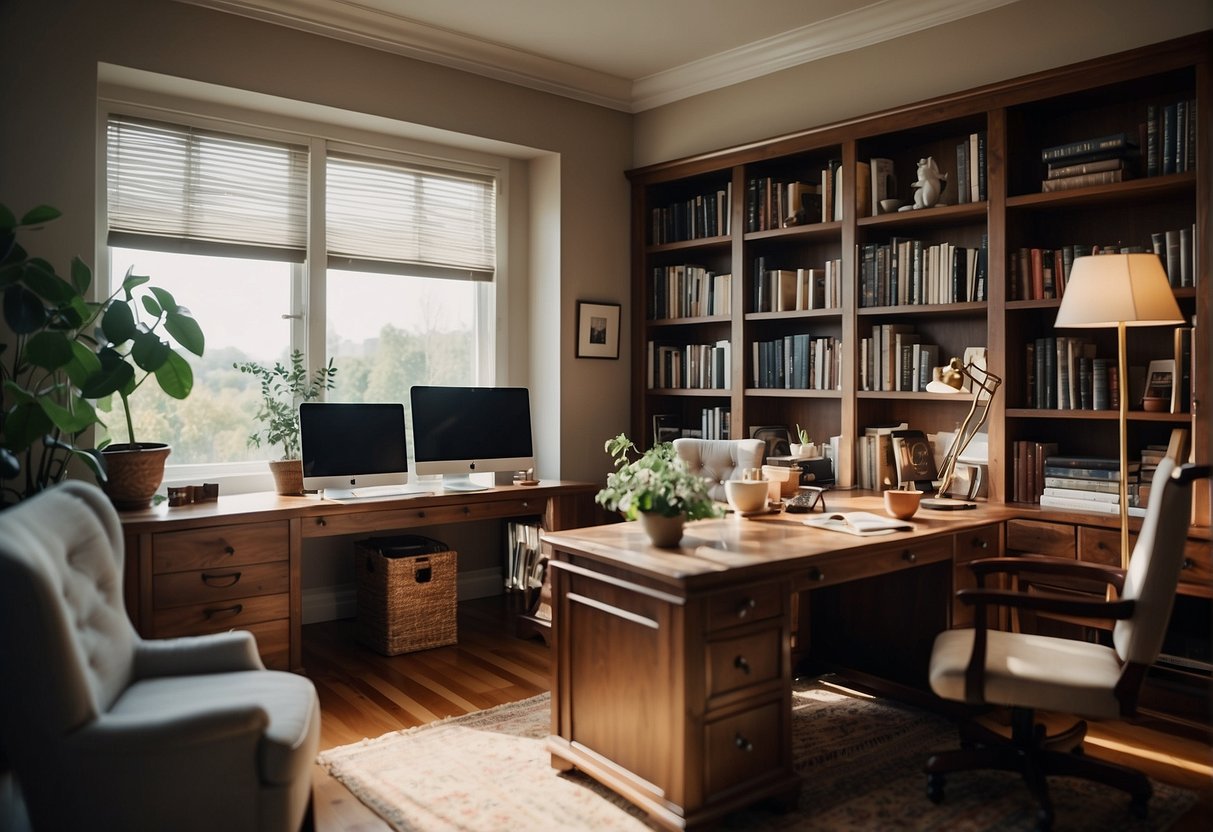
[{"x1": 921, "y1": 496, "x2": 977, "y2": 511}]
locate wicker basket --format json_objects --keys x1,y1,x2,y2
[{"x1": 355, "y1": 541, "x2": 457, "y2": 655}]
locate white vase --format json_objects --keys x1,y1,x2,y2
[{"x1": 640, "y1": 512, "x2": 685, "y2": 547}]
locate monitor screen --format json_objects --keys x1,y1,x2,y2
[
  {"x1": 300, "y1": 402, "x2": 410, "y2": 493},
  {"x1": 409, "y1": 386, "x2": 535, "y2": 491}
]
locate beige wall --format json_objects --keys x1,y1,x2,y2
[
  {"x1": 633, "y1": 0, "x2": 1213, "y2": 168},
  {"x1": 0, "y1": 0, "x2": 634, "y2": 489}
]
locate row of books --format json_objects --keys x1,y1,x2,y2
[
  {"x1": 751, "y1": 260, "x2": 842, "y2": 313},
  {"x1": 750, "y1": 334, "x2": 842, "y2": 390},
  {"x1": 953, "y1": 131, "x2": 988, "y2": 204},
  {"x1": 648, "y1": 265, "x2": 732, "y2": 320},
  {"x1": 651, "y1": 410, "x2": 732, "y2": 444},
  {"x1": 854, "y1": 422, "x2": 916, "y2": 492},
  {"x1": 1039, "y1": 131, "x2": 1138, "y2": 193},
  {"x1": 646, "y1": 340, "x2": 731, "y2": 390},
  {"x1": 857, "y1": 324, "x2": 945, "y2": 393},
  {"x1": 1040, "y1": 157, "x2": 1129, "y2": 192},
  {"x1": 1035, "y1": 454, "x2": 1145, "y2": 517},
  {"x1": 745, "y1": 176, "x2": 820, "y2": 231},
  {"x1": 1152, "y1": 225, "x2": 1197, "y2": 288},
  {"x1": 857, "y1": 234, "x2": 988, "y2": 307},
  {"x1": 1025, "y1": 336, "x2": 1110, "y2": 411},
  {"x1": 505, "y1": 522, "x2": 543, "y2": 591},
  {"x1": 1145, "y1": 99, "x2": 1197, "y2": 178},
  {"x1": 649, "y1": 183, "x2": 732, "y2": 245}
]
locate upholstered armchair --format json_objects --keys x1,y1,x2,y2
[
  {"x1": 0, "y1": 481, "x2": 320, "y2": 832},
  {"x1": 673, "y1": 438, "x2": 765, "y2": 502},
  {"x1": 924, "y1": 458, "x2": 1208, "y2": 829}
]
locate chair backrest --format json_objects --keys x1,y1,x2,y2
[
  {"x1": 1112, "y1": 458, "x2": 1198, "y2": 667},
  {"x1": 673, "y1": 438, "x2": 765, "y2": 502},
  {"x1": 0, "y1": 481, "x2": 138, "y2": 753}
]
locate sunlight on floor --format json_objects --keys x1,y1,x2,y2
[{"x1": 1083, "y1": 735, "x2": 1213, "y2": 777}]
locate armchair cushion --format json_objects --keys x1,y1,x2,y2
[
  {"x1": 673, "y1": 438, "x2": 765, "y2": 502},
  {"x1": 134, "y1": 630, "x2": 265, "y2": 678}
]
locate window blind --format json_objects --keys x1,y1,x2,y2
[
  {"x1": 106, "y1": 115, "x2": 308, "y2": 262},
  {"x1": 326, "y1": 153, "x2": 496, "y2": 281}
]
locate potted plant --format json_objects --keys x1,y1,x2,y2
[
  {"x1": 1, "y1": 202, "x2": 204, "y2": 509},
  {"x1": 790, "y1": 424, "x2": 817, "y2": 458},
  {"x1": 234, "y1": 351, "x2": 337, "y2": 495},
  {"x1": 594, "y1": 433, "x2": 721, "y2": 547}
]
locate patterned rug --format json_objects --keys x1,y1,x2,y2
[{"x1": 318, "y1": 680, "x2": 1197, "y2": 831}]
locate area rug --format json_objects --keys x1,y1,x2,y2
[{"x1": 317, "y1": 680, "x2": 1197, "y2": 831}]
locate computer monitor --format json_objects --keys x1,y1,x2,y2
[
  {"x1": 409, "y1": 386, "x2": 535, "y2": 492},
  {"x1": 300, "y1": 402, "x2": 412, "y2": 499}
]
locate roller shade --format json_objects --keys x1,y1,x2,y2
[
  {"x1": 326, "y1": 153, "x2": 496, "y2": 281},
  {"x1": 106, "y1": 115, "x2": 308, "y2": 262}
]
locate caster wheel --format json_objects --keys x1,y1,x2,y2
[{"x1": 926, "y1": 773, "x2": 946, "y2": 804}]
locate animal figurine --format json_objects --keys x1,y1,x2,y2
[{"x1": 901, "y1": 156, "x2": 947, "y2": 210}]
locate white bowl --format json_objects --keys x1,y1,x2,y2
[{"x1": 725, "y1": 479, "x2": 769, "y2": 513}]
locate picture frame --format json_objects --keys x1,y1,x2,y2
[
  {"x1": 576, "y1": 301, "x2": 621, "y2": 359},
  {"x1": 1142, "y1": 359, "x2": 1175, "y2": 407},
  {"x1": 749, "y1": 425, "x2": 791, "y2": 459}
]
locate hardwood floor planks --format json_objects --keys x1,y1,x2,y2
[{"x1": 307, "y1": 597, "x2": 1210, "y2": 832}]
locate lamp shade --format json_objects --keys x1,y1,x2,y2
[{"x1": 1054, "y1": 253, "x2": 1184, "y2": 328}]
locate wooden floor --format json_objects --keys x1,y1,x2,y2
[{"x1": 307, "y1": 597, "x2": 1212, "y2": 831}]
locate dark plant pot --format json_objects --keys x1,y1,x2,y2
[
  {"x1": 269, "y1": 458, "x2": 305, "y2": 496},
  {"x1": 101, "y1": 443, "x2": 171, "y2": 510}
]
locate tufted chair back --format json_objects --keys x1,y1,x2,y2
[
  {"x1": 673, "y1": 438, "x2": 766, "y2": 502},
  {"x1": 0, "y1": 481, "x2": 137, "y2": 749}
]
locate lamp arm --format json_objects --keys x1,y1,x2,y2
[{"x1": 935, "y1": 361, "x2": 1001, "y2": 500}]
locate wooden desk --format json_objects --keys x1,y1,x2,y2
[
  {"x1": 118, "y1": 481, "x2": 597, "y2": 671},
  {"x1": 543, "y1": 495, "x2": 1018, "y2": 831}
]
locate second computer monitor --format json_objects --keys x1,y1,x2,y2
[{"x1": 409, "y1": 386, "x2": 535, "y2": 491}]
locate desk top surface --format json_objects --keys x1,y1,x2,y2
[{"x1": 545, "y1": 493, "x2": 1019, "y2": 588}]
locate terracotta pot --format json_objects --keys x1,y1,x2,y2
[
  {"x1": 269, "y1": 458, "x2": 305, "y2": 496},
  {"x1": 100, "y1": 443, "x2": 171, "y2": 510},
  {"x1": 640, "y1": 511, "x2": 685, "y2": 548}
]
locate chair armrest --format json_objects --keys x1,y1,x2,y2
[
  {"x1": 133, "y1": 630, "x2": 265, "y2": 680},
  {"x1": 67, "y1": 705, "x2": 270, "y2": 754},
  {"x1": 956, "y1": 587, "x2": 1135, "y2": 621},
  {"x1": 967, "y1": 555, "x2": 1125, "y2": 594}
]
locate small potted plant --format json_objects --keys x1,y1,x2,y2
[
  {"x1": 1, "y1": 203, "x2": 204, "y2": 509},
  {"x1": 234, "y1": 351, "x2": 337, "y2": 495},
  {"x1": 790, "y1": 424, "x2": 817, "y2": 459},
  {"x1": 594, "y1": 433, "x2": 721, "y2": 547}
]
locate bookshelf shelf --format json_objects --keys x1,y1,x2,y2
[
  {"x1": 645, "y1": 236, "x2": 731, "y2": 255},
  {"x1": 745, "y1": 309, "x2": 842, "y2": 322},
  {"x1": 857, "y1": 302, "x2": 986, "y2": 317},
  {"x1": 1005, "y1": 171, "x2": 1196, "y2": 208},
  {"x1": 744, "y1": 221, "x2": 842, "y2": 242},
  {"x1": 647, "y1": 315, "x2": 731, "y2": 327},
  {"x1": 745, "y1": 388, "x2": 840, "y2": 399},
  {"x1": 856, "y1": 202, "x2": 987, "y2": 228},
  {"x1": 646, "y1": 388, "x2": 732, "y2": 398},
  {"x1": 858, "y1": 391, "x2": 976, "y2": 402}
]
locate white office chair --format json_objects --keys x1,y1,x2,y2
[
  {"x1": 924, "y1": 458, "x2": 1208, "y2": 830},
  {"x1": 0, "y1": 481, "x2": 320, "y2": 831},
  {"x1": 673, "y1": 438, "x2": 765, "y2": 502}
]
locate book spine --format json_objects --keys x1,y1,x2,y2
[
  {"x1": 1162, "y1": 104, "x2": 1177, "y2": 175},
  {"x1": 1146, "y1": 103, "x2": 1159, "y2": 177},
  {"x1": 1044, "y1": 456, "x2": 1123, "y2": 469},
  {"x1": 1046, "y1": 157, "x2": 1124, "y2": 178},
  {"x1": 1042, "y1": 466, "x2": 1130, "y2": 481},
  {"x1": 1039, "y1": 169, "x2": 1124, "y2": 192},
  {"x1": 1040, "y1": 132, "x2": 1134, "y2": 163}
]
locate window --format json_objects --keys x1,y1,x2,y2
[{"x1": 102, "y1": 110, "x2": 502, "y2": 484}]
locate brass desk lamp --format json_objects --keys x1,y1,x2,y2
[{"x1": 922, "y1": 357, "x2": 1002, "y2": 510}]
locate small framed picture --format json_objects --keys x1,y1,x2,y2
[
  {"x1": 750, "y1": 425, "x2": 791, "y2": 459},
  {"x1": 576, "y1": 301, "x2": 621, "y2": 359},
  {"x1": 1143, "y1": 359, "x2": 1175, "y2": 408}
]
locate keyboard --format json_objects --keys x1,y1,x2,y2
[{"x1": 324, "y1": 486, "x2": 434, "y2": 502}]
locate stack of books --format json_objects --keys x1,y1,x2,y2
[
  {"x1": 1040, "y1": 455, "x2": 1143, "y2": 517},
  {"x1": 1040, "y1": 132, "x2": 1137, "y2": 192}
]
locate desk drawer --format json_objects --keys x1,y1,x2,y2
[
  {"x1": 799, "y1": 536, "x2": 953, "y2": 590},
  {"x1": 707, "y1": 583, "x2": 783, "y2": 632},
  {"x1": 704, "y1": 700, "x2": 782, "y2": 796},
  {"x1": 707, "y1": 628, "x2": 781, "y2": 699},
  {"x1": 246, "y1": 618, "x2": 290, "y2": 670},
  {"x1": 304, "y1": 496, "x2": 544, "y2": 537},
  {"x1": 1080, "y1": 527, "x2": 1211, "y2": 589},
  {"x1": 1007, "y1": 519, "x2": 1075, "y2": 557},
  {"x1": 153, "y1": 562, "x2": 290, "y2": 609},
  {"x1": 151, "y1": 592, "x2": 289, "y2": 637},
  {"x1": 151, "y1": 521, "x2": 289, "y2": 573}
]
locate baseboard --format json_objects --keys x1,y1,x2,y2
[{"x1": 301, "y1": 567, "x2": 504, "y2": 624}]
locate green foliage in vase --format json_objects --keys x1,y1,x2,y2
[
  {"x1": 595, "y1": 433, "x2": 722, "y2": 521},
  {"x1": 234, "y1": 351, "x2": 337, "y2": 460}
]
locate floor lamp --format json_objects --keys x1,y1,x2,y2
[{"x1": 1053, "y1": 253, "x2": 1184, "y2": 567}]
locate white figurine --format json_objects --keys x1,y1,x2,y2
[{"x1": 900, "y1": 156, "x2": 947, "y2": 210}]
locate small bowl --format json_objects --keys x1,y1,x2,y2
[
  {"x1": 725, "y1": 479, "x2": 769, "y2": 514},
  {"x1": 1141, "y1": 396, "x2": 1167, "y2": 413},
  {"x1": 883, "y1": 489, "x2": 922, "y2": 520},
  {"x1": 879, "y1": 198, "x2": 902, "y2": 213}
]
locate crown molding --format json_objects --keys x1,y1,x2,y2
[
  {"x1": 177, "y1": 0, "x2": 1021, "y2": 113},
  {"x1": 632, "y1": 0, "x2": 1019, "y2": 111}
]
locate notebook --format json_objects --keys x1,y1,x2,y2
[{"x1": 803, "y1": 511, "x2": 913, "y2": 536}]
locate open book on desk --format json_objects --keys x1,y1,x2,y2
[{"x1": 803, "y1": 511, "x2": 913, "y2": 536}]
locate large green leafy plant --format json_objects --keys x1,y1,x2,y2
[
  {"x1": 234, "y1": 351, "x2": 337, "y2": 460},
  {"x1": 595, "y1": 433, "x2": 722, "y2": 521},
  {"x1": 0, "y1": 202, "x2": 204, "y2": 505}
]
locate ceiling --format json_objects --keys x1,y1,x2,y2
[{"x1": 180, "y1": 0, "x2": 1021, "y2": 112}]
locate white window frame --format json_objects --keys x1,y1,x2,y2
[{"x1": 96, "y1": 94, "x2": 510, "y2": 494}]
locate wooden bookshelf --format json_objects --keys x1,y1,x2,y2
[{"x1": 627, "y1": 32, "x2": 1212, "y2": 723}]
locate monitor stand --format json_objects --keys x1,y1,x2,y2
[{"x1": 441, "y1": 474, "x2": 489, "y2": 492}]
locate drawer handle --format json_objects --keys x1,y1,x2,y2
[
  {"x1": 223, "y1": 544, "x2": 236, "y2": 556},
  {"x1": 734, "y1": 733, "x2": 753, "y2": 753},
  {"x1": 317, "y1": 517, "x2": 327, "y2": 527},
  {"x1": 736, "y1": 598, "x2": 757, "y2": 619},
  {"x1": 201, "y1": 571, "x2": 242, "y2": 588},
  {"x1": 418, "y1": 511, "x2": 426, "y2": 518},
  {"x1": 808, "y1": 567, "x2": 825, "y2": 582},
  {"x1": 902, "y1": 550, "x2": 917, "y2": 563},
  {"x1": 464, "y1": 506, "x2": 471, "y2": 515},
  {"x1": 203, "y1": 603, "x2": 243, "y2": 619},
  {"x1": 972, "y1": 538, "x2": 989, "y2": 550},
  {"x1": 521, "y1": 501, "x2": 529, "y2": 509},
  {"x1": 1182, "y1": 558, "x2": 1195, "y2": 570},
  {"x1": 734, "y1": 655, "x2": 751, "y2": 674}
]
